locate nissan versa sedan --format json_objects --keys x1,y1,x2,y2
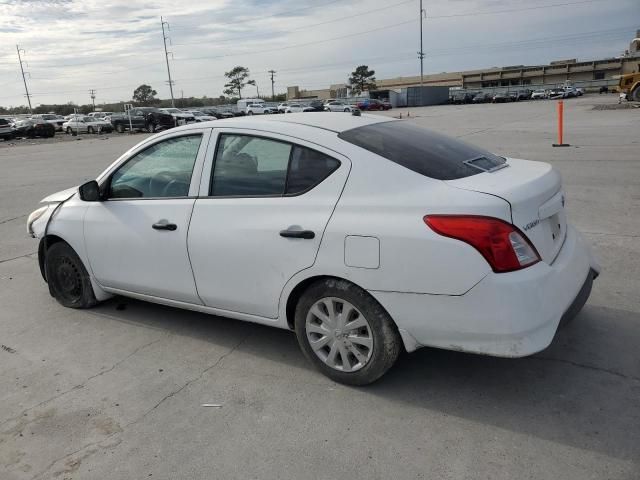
[{"x1": 27, "y1": 113, "x2": 599, "y2": 385}]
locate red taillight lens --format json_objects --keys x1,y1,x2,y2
[{"x1": 424, "y1": 215, "x2": 540, "y2": 273}]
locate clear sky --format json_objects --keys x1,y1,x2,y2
[{"x1": 0, "y1": 0, "x2": 637, "y2": 107}]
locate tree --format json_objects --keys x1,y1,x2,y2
[
  {"x1": 348, "y1": 65, "x2": 377, "y2": 95},
  {"x1": 223, "y1": 66, "x2": 252, "y2": 99},
  {"x1": 132, "y1": 84, "x2": 157, "y2": 105}
]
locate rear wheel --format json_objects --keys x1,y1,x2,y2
[
  {"x1": 295, "y1": 278, "x2": 401, "y2": 385},
  {"x1": 87, "y1": 126, "x2": 94, "y2": 134},
  {"x1": 147, "y1": 122, "x2": 156, "y2": 133},
  {"x1": 45, "y1": 242, "x2": 97, "y2": 309},
  {"x1": 66, "y1": 127, "x2": 72, "y2": 134},
  {"x1": 631, "y1": 87, "x2": 640, "y2": 102},
  {"x1": 116, "y1": 123, "x2": 125, "y2": 133},
  {"x1": 247, "y1": 111, "x2": 253, "y2": 116}
]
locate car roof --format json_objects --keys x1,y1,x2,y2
[{"x1": 169, "y1": 112, "x2": 392, "y2": 134}]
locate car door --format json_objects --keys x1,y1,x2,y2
[
  {"x1": 83, "y1": 129, "x2": 211, "y2": 303},
  {"x1": 188, "y1": 129, "x2": 350, "y2": 318},
  {"x1": 128, "y1": 109, "x2": 147, "y2": 129}
]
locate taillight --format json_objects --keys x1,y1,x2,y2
[{"x1": 424, "y1": 215, "x2": 540, "y2": 273}]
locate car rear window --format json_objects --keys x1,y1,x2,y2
[{"x1": 338, "y1": 121, "x2": 505, "y2": 180}]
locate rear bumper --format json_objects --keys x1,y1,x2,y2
[{"x1": 370, "y1": 224, "x2": 599, "y2": 357}]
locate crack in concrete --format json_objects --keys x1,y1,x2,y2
[
  {"x1": 0, "y1": 214, "x2": 28, "y2": 225},
  {"x1": 0, "y1": 252, "x2": 37, "y2": 264},
  {"x1": 130, "y1": 334, "x2": 250, "y2": 422},
  {"x1": 0, "y1": 337, "x2": 163, "y2": 429},
  {"x1": 27, "y1": 335, "x2": 248, "y2": 480},
  {"x1": 534, "y1": 356, "x2": 640, "y2": 382}
]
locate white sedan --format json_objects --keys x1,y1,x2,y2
[
  {"x1": 324, "y1": 101, "x2": 354, "y2": 112},
  {"x1": 285, "y1": 103, "x2": 314, "y2": 113},
  {"x1": 186, "y1": 110, "x2": 216, "y2": 122},
  {"x1": 62, "y1": 116, "x2": 113, "y2": 134},
  {"x1": 27, "y1": 113, "x2": 599, "y2": 385}
]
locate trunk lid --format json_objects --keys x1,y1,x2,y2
[{"x1": 446, "y1": 158, "x2": 567, "y2": 264}]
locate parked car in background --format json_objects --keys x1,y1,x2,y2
[
  {"x1": 575, "y1": 87, "x2": 584, "y2": 96},
  {"x1": 492, "y1": 91, "x2": 510, "y2": 103},
  {"x1": 160, "y1": 108, "x2": 196, "y2": 125},
  {"x1": 12, "y1": 118, "x2": 55, "y2": 138},
  {"x1": 324, "y1": 100, "x2": 354, "y2": 112},
  {"x1": 530, "y1": 89, "x2": 548, "y2": 100},
  {"x1": 0, "y1": 117, "x2": 14, "y2": 141},
  {"x1": 563, "y1": 86, "x2": 577, "y2": 98},
  {"x1": 109, "y1": 107, "x2": 175, "y2": 133},
  {"x1": 548, "y1": 88, "x2": 566, "y2": 99},
  {"x1": 63, "y1": 116, "x2": 113, "y2": 134},
  {"x1": 303, "y1": 99, "x2": 326, "y2": 112},
  {"x1": 88, "y1": 112, "x2": 113, "y2": 119},
  {"x1": 507, "y1": 91, "x2": 519, "y2": 102},
  {"x1": 201, "y1": 108, "x2": 234, "y2": 119},
  {"x1": 517, "y1": 89, "x2": 532, "y2": 100},
  {"x1": 31, "y1": 114, "x2": 65, "y2": 131},
  {"x1": 357, "y1": 99, "x2": 382, "y2": 110},
  {"x1": 237, "y1": 98, "x2": 265, "y2": 111},
  {"x1": 472, "y1": 93, "x2": 492, "y2": 103},
  {"x1": 277, "y1": 102, "x2": 291, "y2": 113},
  {"x1": 246, "y1": 103, "x2": 275, "y2": 115},
  {"x1": 184, "y1": 110, "x2": 216, "y2": 122},
  {"x1": 451, "y1": 92, "x2": 475, "y2": 104},
  {"x1": 28, "y1": 113, "x2": 599, "y2": 385},
  {"x1": 599, "y1": 86, "x2": 609, "y2": 94},
  {"x1": 285, "y1": 103, "x2": 314, "y2": 113}
]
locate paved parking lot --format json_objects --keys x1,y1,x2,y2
[{"x1": 1, "y1": 95, "x2": 639, "y2": 479}]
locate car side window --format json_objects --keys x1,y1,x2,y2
[
  {"x1": 211, "y1": 135, "x2": 290, "y2": 196},
  {"x1": 210, "y1": 134, "x2": 341, "y2": 197},
  {"x1": 109, "y1": 134, "x2": 202, "y2": 199},
  {"x1": 286, "y1": 146, "x2": 340, "y2": 195}
]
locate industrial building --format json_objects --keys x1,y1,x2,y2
[{"x1": 286, "y1": 30, "x2": 640, "y2": 101}]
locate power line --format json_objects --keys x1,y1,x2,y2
[
  {"x1": 170, "y1": 0, "x2": 344, "y2": 30},
  {"x1": 172, "y1": 0, "x2": 414, "y2": 47},
  {"x1": 427, "y1": 0, "x2": 608, "y2": 19},
  {"x1": 161, "y1": 16, "x2": 176, "y2": 108}
]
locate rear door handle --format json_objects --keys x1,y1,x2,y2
[
  {"x1": 280, "y1": 229, "x2": 315, "y2": 239},
  {"x1": 152, "y1": 221, "x2": 177, "y2": 231}
]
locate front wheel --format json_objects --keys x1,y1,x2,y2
[
  {"x1": 116, "y1": 123, "x2": 125, "y2": 133},
  {"x1": 631, "y1": 88, "x2": 640, "y2": 102},
  {"x1": 147, "y1": 122, "x2": 156, "y2": 133},
  {"x1": 247, "y1": 111, "x2": 253, "y2": 116},
  {"x1": 87, "y1": 126, "x2": 94, "y2": 134},
  {"x1": 45, "y1": 242, "x2": 97, "y2": 309},
  {"x1": 295, "y1": 279, "x2": 401, "y2": 385}
]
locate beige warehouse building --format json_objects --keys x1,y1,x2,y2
[{"x1": 287, "y1": 30, "x2": 640, "y2": 100}]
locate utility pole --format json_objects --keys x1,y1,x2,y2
[
  {"x1": 417, "y1": 0, "x2": 425, "y2": 88},
  {"x1": 89, "y1": 89, "x2": 96, "y2": 110},
  {"x1": 161, "y1": 16, "x2": 176, "y2": 108},
  {"x1": 268, "y1": 70, "x2": 276, "y2": 100},
  {"x1": 16, "y1": 45, "x2": 32, "y2": 113}
]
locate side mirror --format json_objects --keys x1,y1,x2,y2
[{"x1": 78, "y1": 180, "x2": 101, "y2": 202}]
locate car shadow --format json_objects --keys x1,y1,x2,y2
[{"x1": 91, "y1": 298, "x2": 639, "y2": 463}]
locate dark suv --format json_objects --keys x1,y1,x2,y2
[{"x1": 109, "y1": 107, "x2": 175, "y2": 133}]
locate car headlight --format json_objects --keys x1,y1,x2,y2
[{"x1": 27, "y1": 205, "x2": 49, "y2": 237}]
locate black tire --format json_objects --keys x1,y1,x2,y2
[
  {"x1": 87, "y1": 126, "x2": 94, "y2": 134},
  {"x1": 631, "y1": 88, "x2": 640, "y2": 102},
  {"x1": 66, "y1": 127, "x2": 72, "y2": 134},
  {"x1": 116, "y1": 123, "x2": 125, "y2": 133},
  {"x1": 294, "y1": 278, "x2": 401, "y2": 385},
  {"x1": 146, "y1": 122, "x2": 156, "y2": 133},
  {"x1": 247, "y1": 111, "x2": 253, "y2": 116},
  {"x1": 45, "y1": 242, "x2": 97, "y2": 309}
]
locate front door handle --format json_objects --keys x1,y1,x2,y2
[
  {"x1": 152, "y1": 221, "x2": 177, "y2": 231},
  {"x1": 280, "y1": 229, "x2": 315, "y2": 239}
]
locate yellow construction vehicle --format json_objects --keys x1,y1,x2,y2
[{"x1": 618, "y1": 72, "x2": 640, "y2": 101}]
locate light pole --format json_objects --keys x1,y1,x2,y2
[
  {"x1": 16, "y1": 45, "x2": 32, "y2": 113},
  {"x1": 161, "y1": 16, "x2": 175, "y2": 107}
]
